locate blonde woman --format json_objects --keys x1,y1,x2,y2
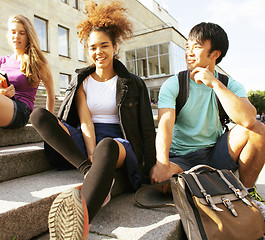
[{"x1": 0, "y1": 15, "x2": 54, "y2": 129}]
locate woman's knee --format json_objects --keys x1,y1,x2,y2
[
  {"x1": 30, "y1": 108, "x2": 54, "y2": 127},
  {"x1": 97, "y1": 137, "x2": 119, "y2": 152},
  {"x1": 95, "y1": 138, "x2": 126, "y2": 168},
  {"x1": 0, "y1": 95, "x2": 14, "y2": 126},
  {"x1": 92, "y1": 138, "x2": 120, "y2": 167}
]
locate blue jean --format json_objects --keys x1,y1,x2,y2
[
  {"x1": 1, "y1": 99, "x2": 31, "y2": 129},
  {"x1": 169, "y1": 132, "x2": 238, "y2": 172}
]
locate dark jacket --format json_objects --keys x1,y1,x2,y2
[{"x1": 57, "y1": 59, "x2": 156, "y2": 177}]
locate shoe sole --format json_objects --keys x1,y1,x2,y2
[{"x1": 48, "y1": 188, "x2": 89, "y2": 240}]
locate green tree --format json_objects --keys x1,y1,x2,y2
[{"x1": 247, "y1": 90, "x2": 265, "y2": 114}]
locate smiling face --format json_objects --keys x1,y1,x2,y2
[
  {"x1": 8, "y1": 22, "x2": 29, "y2": 54},
  {"x1": 88, "y1": 30, "x2": 117, "y2": 71},
  {"x1": 185, "y1": 39, "x2": 218, "y2": 72}
]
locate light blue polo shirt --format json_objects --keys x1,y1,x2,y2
[{"x1": 158, "y1": 70, "x2": 246, "y2": 156}]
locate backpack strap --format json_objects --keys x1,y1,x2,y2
[
  {"x1": 175, "y1": 70, "x2": 189, "y2": 121},
  {"x1": 216, "y1": 73, "x2": 230, "y2": 129},
  {"x1": 175, "y1": 71, "x2": 230, "y2": 129}
]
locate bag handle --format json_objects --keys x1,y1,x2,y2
[
  {"x1": 134, "y1": 180, "x2": 175, "y2": 209},
  {"x1": 184, "y1": 164, "x2": 216, "y2": 174},
  {"x1": 185, "y1": 165, "x2": 252, "y2": 208}
]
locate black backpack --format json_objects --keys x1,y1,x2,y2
[{"x1": 175, "y1": 70, "x2": 230, "y2": 131}]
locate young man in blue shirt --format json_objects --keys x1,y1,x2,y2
[{"x1": 151, "y1": 22, "x2": 265, "y2": 217}]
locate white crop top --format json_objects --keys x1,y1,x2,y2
[{"x1": 82, "y1": 75, "x2": 119, "y2": 124}]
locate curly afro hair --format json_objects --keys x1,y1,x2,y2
[{"x1": 77, "y1": 0, "x2": 133, "y2": 47}]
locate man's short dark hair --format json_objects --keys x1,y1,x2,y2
[{"x1": 188, "y1": 22, "x2": 229, "y2": 64}]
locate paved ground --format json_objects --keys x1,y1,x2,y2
[
  {"x1": 32, "y1": 191, "x2": 180, "y2": 240},
  {"x1": 33, "y1": 165, "x2": 265, "y2": 240}
]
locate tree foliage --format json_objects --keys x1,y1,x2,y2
[{"x1": 247, "y1": 90, "x2": 265, "y2": 114}]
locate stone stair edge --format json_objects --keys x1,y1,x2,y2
[
  {"x1": 0, "y1": 141, "x2": 44, "y2": 153},
  {"x1": 0, "y1": 142, "x2": 53, "y2": 182},
  {"x1": 0, "y1": 124, "x2": 43, "y2": 147},
  {"x1": 0, "y1": 169, "x2": 130, "y2": 239},
  {"x1": 0, "y1": 168, "x2": 181, "y2": 240},
  {"x1": 0, "y1": 169, "x2": 84, "y2": 239}
]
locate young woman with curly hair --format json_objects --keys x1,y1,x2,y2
[
  {"x1": 30, "y1": 1, "x2": 156, "y2": 239},
  {"x1": 0, "y1": 15, "x2": 54, "y2": 128}
]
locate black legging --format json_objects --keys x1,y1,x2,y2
[
  {"x1": 30, "y1": 108, "x2": 119, "y2": 221},
  {"x1": 81, "y1": 137, "x2": 119, "y2": 220}
]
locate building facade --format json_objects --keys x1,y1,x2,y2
[
  {"x1": 0, "y1": 0, "x2": 226, "y2": 100},
  {"x1": 1, "y1": 0, "x2": 88, "y2": 95}
]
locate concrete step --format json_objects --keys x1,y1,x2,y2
[
  {"x1": 0, "y1": 124, "x2": 43, "y2": 147},
  {"x1": 0, "y1": 168, "x2": 131, "y2": 240},
  {"x1": 0, "y1": 142, "x2": 52, "y2": 182},
  {"x1": 0, "y1": 170, "x2": 83, "y2": 240},
  {"x1": 33, "y1": 191, "x2": 180, "y2": 240},
  {"x1": 34, "y1": 99, "x2": 62, "y2": 105},
  {"x1": 1, "y1": 169, "x2": 180, "y2": 240},
  {"x1": 34, "y1": 98, "x2": 62, "y2": 104},
  {"x1": 33, "y1": 101, "x2": 61, "y2": 108},
  {"x1": 88, "y1": 192, "x2": 180, "y2": 240},
  {"x1": 33, "y1": 95, "x2": 63, "y2": 116},
  {"x1": 32, "y1": 165, "x2": 265, "y2": 240},
  {"x1": 34, "y1": 95, "x2": 63, "y2": 106},
  {"x1": 33, "y1": 104, "x2": 61, "y2": 109}
]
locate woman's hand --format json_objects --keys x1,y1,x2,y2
[{"x1": 0, "y1": 84, "x2": 15, "y2": 98}]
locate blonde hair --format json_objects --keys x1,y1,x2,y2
[
  {"x1": 77, "y1": 0, "x2": 133, "y2": 58},
  {"x1": 8, "y1": 15, "x2": 49, "y2": 86}
]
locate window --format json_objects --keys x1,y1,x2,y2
[
  {"x1": 159, "y1": 43, "x2": 169, "y2": 74},
  {"x1": 137, "y1": 59, "x2": 147, "y2": 77},
  {"x1": 147, "y1": 45, "x2": 158, "y2": 57},
  {"x1": 126, "y1": 60, "x2": 136, "y2": 75},
  {"x1": 58, "y1": 26, "x2": 69, "y2": 57},
  {"x1": 159, "y1": 43, "x2": 168, "y2": 54},
  {"x1": 72, "y1": 0, "x2": 78, "y2": 9},
  {"x1": 34, "y1": 16, "x2": 48, "y2": 51},
  {"x1": 126, "y1": 50, "x2": 136, "y2": 61},
  {"x1": 125, "y1": 43, "x2": 170, "y2": 78},
  {"x1": 60, "y1": 73, "x2": 71, "y2": 93},
  {"x1": 160, "y1": 55, "x2": 169, "y2": 74},
  {"x1": 148, "y1": 56, "x2": 159, "y2": 76},
  {"x1": 61, "y1": 0, "x2": 67, "y2": 3},
  {"x1": 77, "y1": 39, "x2": 86, "y2": 61},
  {"x1": 170, "y1": 42, "x2": 186, "y2": 74},
  {"x1": 137, "y1": 47, "x2": 146, "y2": 59}
]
